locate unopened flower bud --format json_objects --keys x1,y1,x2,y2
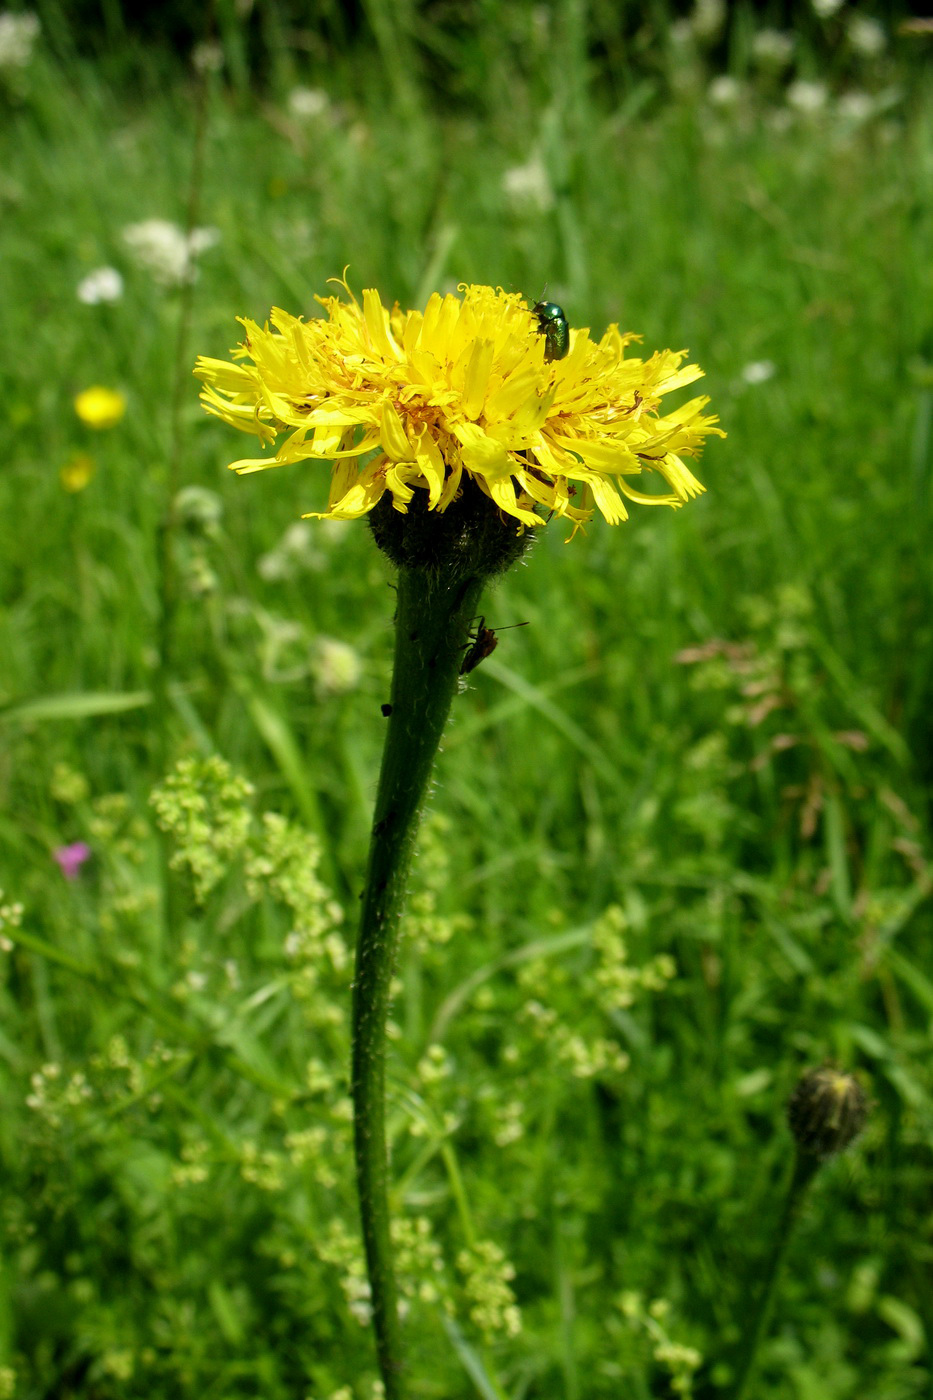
[{"x1": 787, "y1": 1066, "x2": 868, "y2": 1161}]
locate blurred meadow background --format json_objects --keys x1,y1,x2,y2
[{"x1": 2, "y1": 1, "x2": 933, "y2": 1396}]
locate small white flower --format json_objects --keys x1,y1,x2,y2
[
  {"x1": 812, "y1": 0, "x2": 844, "y2": 18},
  {"x1": 787, "y1": 79, "x2": 828, "y2": 114},
  {"x1": 187, "y1": 226, "x2": 220, "y2": 255},
  {"x1": 751, "y1": 28, "x2": 795, "y2": 66},
  {"x1": 501, "y1": 156, "x2": 554, "y2": 213},
  {"x1": 312, "y1": 638, "x2": 362, "y2": 696},
  {"x1": 0, "y1": 12, "x2": 39, "y2": 69},
  {"x1": 256, "y1": 520, "x2": 326, "y2": 579},
  {"x1": 280, "y1": 521, "x2": 314, "y2": 555},
  {"x1": 707, "y1": 75, "x2": 741, "y2": 107},
  {"x1": 741, "y1": 359, "x2": 776, "y2": 385},
  {"x1": 191, "y1": 40, "x2": 224, "y2": 73},
  {"x1": 848, "y1": 16, "x2": 886, "y2": 57},
  {"x1": 76, "y1": 266, "x2": 124, "y2": 305},
  {"x1": 122, "y1": 218, "x2": 220, "y2": 287},
  {"x1": 836, "y1": 91, "x2": 876, "y2": 122},
  {"x1": 174, "y1": 485, "x2": 223, "y2": 530},
  {"x1": 691, "y1": 0, "x2": 725, "y2": 40},
  {"x1": 287, "y1": 86, "x2": 329, "y2": 119}
]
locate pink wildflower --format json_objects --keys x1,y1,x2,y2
[{"x1": 54, "y1": 842, "x2": 92, "y2": 881}]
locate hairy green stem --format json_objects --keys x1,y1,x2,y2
[
  {"x1": 352, "y1": 562, "x2": 485, "y2": 1396},
  {"x1": 727, "y1": 1151, "x2": 820, "y2": 1400}
]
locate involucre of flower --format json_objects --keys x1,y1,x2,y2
[
  {"x1": 787, "y1": 1065, "x2": 869, "y2": 1160},
  {"x1": 194, "y1": 277, "x2": 723, "y2": 537}
]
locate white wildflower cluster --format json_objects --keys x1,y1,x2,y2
[
  {"x1": 404, "y1": 814, "x2": 469, "y2": 953},
  {"x1": 558, "y1": 1034, "x2": 631, "y2": 1079},
  {"x1": 511, "y1": 905, "x2": 678, "y2": 1083},
  {"x1": 707, "y1": 76, "x2": 741, "y2": 108},
  {"x1": 751, "y1": 29, "x2": 795, "y2": 67},
  {"x1": 191, "y1": 40, "x2": 224, "y2": 73},
  {"x1": 240, "y1": 1140, "x2": 287, "y2": 1192},
  {"x1": 812, "y1": 0, "x2": 844, "y2": 18},
  {"x1": 592, "y1": 905, "x2": 677, "y2": 1013},
  {"x1": 416, "y1": 1043, "x2": 453, "y2": 1086},
  {"x1": 86, "y1": 1036, "x2": 181, "y2": 1119},
  {"x1": 518, "y1": 992, "x2": 630, "y2": 1082},
  {"x1": 493, "y1": 1098, "x2": 525, "y2": 1147},
  {"x1": 391, "y1": 1216, "x2": 446, "y2": 1306},
  {"x1": 787, "y1": 79, "x2": 828, "y2": 114},
  {"x1": 405, "y1": 1099, "x2": 461, "y2": 1140},
  {"x1": 244, "y1": 812, "x2": 346, "y2": 987},
  {"x1": 285, "y1": 1125, "x2": 338, "y2": 1186},
  {"x1": 318, "y1": 1219, "x2": 372, "y2": 1325},
  {"x1": 258, "y1": 520, "x2": 326, "y2": 580},
  {"x1": 0, "y1": 11, "x2": 39, "y2": 69},
  {"x1": 122, "y1": 219, "x2": 219, "y2": 287},
  {"x1": 690, "y1": 0, "x2": 725, "y2": 41},
  {"x1": 619, "y1": 1293, "x2": 703, "y2": 1397},
  {"x1": 151, "y1": 756, "x2": 254, "y2": 902},
  {"x1": 312, "y1": 637, "x2": 363, "y2": 697},
  {"x1": 171, "y1": 1139, "x2": 211, "y2": 1187},
  {"x1": 740, "y1": 359, "x2": 776, "y2": 385},
  {"x1": 457, "y1": 1240, "x2": 522, "y2": 1340},
  {"x1": 318, "y1": 1209, "x2": 448, "y2": 1316},
  {"x1": 287, "y1": 86, "x2": 330, "y2": 119},
  {"x1": 25, "y1": 1062, "x2": 92, "y2": 1127},
  {"x1": 175, "y1": 485, "x2": 224, "y2": 534},
  {"x1": 0, "y1": 888, "x2": 23, "y2": 951},
  {"x1": 848, "y1": 15, "x2": 886, "y2": 57},
  {"x1": 170, "y1": 485, "x2": 225, "y2": 597},
  {"x1": 305, "y1": 1057, "x2": 338, "y2": 1095},
  {"x1": 501, "y1": 155, "x2": 554, "y2": 214},
  {"x1": 76, "y1": 266, "x2": 123, "y2": 304}
]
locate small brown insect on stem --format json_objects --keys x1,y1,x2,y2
[{"x1": 459, "y1": 616, "x2": 529, "y2": 676}]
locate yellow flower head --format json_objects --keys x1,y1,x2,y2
[
  {"x1": 74, "y1": 385, "x2": 126, "y2": 430},
  {"x1": 194, "y1": 278, "x2": 723, "y2": 534},
  {"x1": 59, "y1": 452, "x2": 96, "y2": 492}
]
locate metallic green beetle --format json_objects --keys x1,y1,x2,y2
[{"x1": 532, "y1": 299, "x2": 570, "y2": 362}]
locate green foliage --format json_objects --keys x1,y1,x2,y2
[{"x1": 1, "y1": 5, "x2": 932, "y2": 1398}]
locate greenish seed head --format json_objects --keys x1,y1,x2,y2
[{"x1": 532, "y1": 300, "x2": 570, "y2": 362}]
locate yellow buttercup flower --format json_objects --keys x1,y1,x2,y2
[
  {"x1": 59, "y1": 452, "x2": 96, "y2": 492},
  {"x1": 194, "y1": 278, "x2": 723, "y2": 533},
  {"x1": 74, "y1": 385, "x2": 126, "y2": 430}
]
